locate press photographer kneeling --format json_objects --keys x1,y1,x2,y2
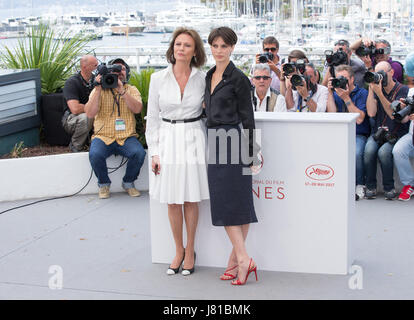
[
  {"x1": 85, "y1": 58, "x2": 146, "y2": 199},
  {"x1": 364, "y1": 61, "x2": 409, "y2": 200}
]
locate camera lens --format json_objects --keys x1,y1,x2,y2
[
  {"x1": 283, "y1": 63, "x2": 295, "y2": 74},
  {"x1": 291, "y1": 74, "x2": 304, "y2": 87},
  {"x1": 258, "y1": 55, "x2": 268, "y2": 63}
]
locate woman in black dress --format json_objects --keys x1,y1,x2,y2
[{"x1": 205, "y1": 27, "x2": 259, "y2": 286}]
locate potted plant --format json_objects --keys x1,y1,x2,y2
[
  {"x1": 0, "y1": 23, "x2": 93, "y2": 146},
  {"x1": 128, "y1": 68, "x2": 155, "y2": 148}
]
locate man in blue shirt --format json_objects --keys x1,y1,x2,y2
[{"x1": 327, "y1": 64, "x2": 370, "y2": 200}]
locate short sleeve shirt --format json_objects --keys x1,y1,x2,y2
[
  {"x1": 91, "y1": 84, "x2": 142, "y2": 146},
  {"x1": 62, "y1": 73, "x2": 94, "y2": 114}
]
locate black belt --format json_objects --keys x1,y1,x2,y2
[{"x1": 162, "y1": 114, "x2": 203, "y2": 124}]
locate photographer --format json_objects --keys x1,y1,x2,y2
[
  {"x1": 350, "y1": 38, "x2": 403, "y2": 83},
  {"x1": 284, "y1": 63, "x2": 327, "y2": 113},
  {"x1": 364, "y1": 61, "x2": 409, "y2": 200},
  {"x1": 251, "y1": 64, "x2": 288, "y2": 112},
  {"x1": 85, "y1": 58, "x2": 146, "y2": 199},
  {"x1": 62, "y1": 55, "x2": 98, "y2": 152},
  {"x1": 326, "y1": 65, "x2": 370, "y2": 199},
  {"x1": 253, "y1": 36, "x2": 282, "y2": 92},
  {"x1": 322, "y1": 39, "x2": 366, "y2": 88},
  {"x1": 392, "y1": 52, "x2": 414, "y2": 201}
]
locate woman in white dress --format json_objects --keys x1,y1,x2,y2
[{"x1": 146, "y1": 27, "x2": 209, "y2": 276}]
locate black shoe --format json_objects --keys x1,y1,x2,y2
[
  {"x1": 166, "y1": 251, "x2": 185, "y2": 275},
  {"x1": 182, "y1": 251, "x2": 196, "y2": 276}
]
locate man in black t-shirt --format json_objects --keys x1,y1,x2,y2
[
  {"x1": 364, "y1": 61, "x2": 409, "y2": 200},
  {"x1": 62, "y1": 55, "x2": 98, "y2": 152}
]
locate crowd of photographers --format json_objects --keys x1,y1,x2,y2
[
  {"x1": 251, "y1": 36, "x2": 414, "y2": 201},
  {"x1": 62, "y1": 35, "x2": 414, "y2": 202}
]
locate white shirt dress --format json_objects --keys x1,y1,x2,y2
[{"x1": 146, "y1": 65, "x2": 210, "y2": 204}]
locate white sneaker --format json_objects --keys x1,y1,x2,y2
[{"x1": 356, "y1": 185, "x2": 365, "y2": 200}]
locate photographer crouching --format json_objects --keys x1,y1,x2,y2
[
  {"x1": 326, "y1": 65, "x2": 370, "y2": 200},
  {"x1": 85, "y1": 58, "x2": 146, "y2": 199},
  {"x1": 364, "y1": 61, "x2": 409, "y2": 200}
]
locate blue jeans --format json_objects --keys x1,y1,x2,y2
[
  {"x1": 89, "y1": 137, "x2": 146, "y2": 188},
  {"x1": 356, "y1": 134, "x2": 367, "y2": 186},
  {"x1": 364, "y1": 135, "x2": 395, "y2": 191},
  {"x1": 393, "y1": 133, "x2": 414, "y2": 186}
]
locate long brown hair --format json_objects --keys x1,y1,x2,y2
[{"x1": 166, "y1": 27, "x2": 206, "y2": 68}]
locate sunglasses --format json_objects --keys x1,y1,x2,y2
[
  {"x1": 253, "y1": 76, "x2": 271, "y2": 80},
  {"x1": 264, "y1": 47, "x2": 277, "y2": 52},
  {"x1": 334, "y1": 40, "x2": 349, "y2": 47}
]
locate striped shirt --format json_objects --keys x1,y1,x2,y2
[{"x1": 91, "y1": 84, "x2": 142, "y2": 146}]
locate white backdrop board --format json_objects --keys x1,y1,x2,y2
[{"x1": 150, "y1": 113, "x2": 358, "y2": 275}]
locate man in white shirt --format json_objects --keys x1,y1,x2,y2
[
  {"x1": 285, "y1": 63, "x2": 328, "y2": 112},
  {"x1": 251, "y1": 64, "x2": 287, "y2": 112}
]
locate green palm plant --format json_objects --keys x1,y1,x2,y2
[
  {"x1": 0, "y1": 23, "x2": 93, "y2": 94},
  {"x1": 129, "y1": 68, "x2": 155, "y2": 148}
]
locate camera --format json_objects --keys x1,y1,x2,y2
[
  {"x1": 373, "y1": 126, "x2": 398, "y2": 145},
  {"x1": 259, "y1": 52, "x2": 274, "y2": 63},
  {"x1": 356, "y1": 45, "x2": 390, "y2": 58},
  {"x1": 96, "y1": 63, "x2": 123, "y2": 89},
  {"x1": 331, "y1": 76, "x2": 348, "y2": 89},
  {"x1": 391, "y1": 96, "x2": 414, "y2": 122},
  {"x1": 282, "y1": 59, "x2": 306, "y2": 76},
  {"x1": 364, "y1": 70, "x2": 388, "y2": 86},
  {"x1": 291, "y1": 74, "x2": 309, "y2": 91},
  {"x1": 325, "y1": 48, "x2": 348, "y2": 67}
]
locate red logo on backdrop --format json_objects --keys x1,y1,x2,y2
[{"x1": 305, "y1": 164, "x2": 334, "y2": 181}]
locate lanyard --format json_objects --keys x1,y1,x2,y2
[{"x1": 111, "y1": 89, "x2": 122, "y2": 117}]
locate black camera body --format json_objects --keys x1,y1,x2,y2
[
  {"x1": 331, "y1": 76, "x2": 348, "y2": 90},
  {"x1": 356, "y1": 45, "x2": 389, "y2": 58},
  {"x1": 391, "y1": 96, "x2": 414, "y2": 122},
  {"x1": 282, "y1": 59, "x2": 306, "y2": 76},
  {"x1": 373, "y1": 126, "x2": 398, "y2": 145},
  {"x1": 259, "y1": 52, "x2": 274, "y2": 63},
  {"x1": 96, "y1": 63, "x2": 123, "y2": 89},
  {"x1": 364, "y1": 70, "x2": 388, "y2": 86},
  {"x1": 325, "y1": 48, "x2": 348, "y2": 67},
  {"x1": 291, "y1": 74, "x2": 310, "y2": 91}
]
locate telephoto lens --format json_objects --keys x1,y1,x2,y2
[{"x1": 364, "y1": 71, "x2": 387, "y2": 85}]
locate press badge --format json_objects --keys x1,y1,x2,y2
[{"x1": 115, "y1": 118, "x2": 126, "y2": 131}]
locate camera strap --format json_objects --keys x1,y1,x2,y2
[
  {"x1": 380, "y1": 82, "x2": 403, "y2": 133},
  {"x1": 111, "y1": 89, "x2": 121, "y2": 117}
]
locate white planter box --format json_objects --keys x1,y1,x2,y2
[{"x1": 0, "y1": 152, "x2": 149, "y2": 202}]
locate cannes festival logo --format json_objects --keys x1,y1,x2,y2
[{"x1": 305, "y1": 164, "x2": 334, "y2": 181}]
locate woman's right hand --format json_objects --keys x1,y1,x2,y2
[{"x1": 152, "y1": 155, "x2": 161, "y2": 175}]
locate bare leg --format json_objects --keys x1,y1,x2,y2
[
  {"x1": 222, "y1": 224, "x2": 250, "y2": 278},
  {"x1": 183, "y1": 202, "x2": 199, "y2": 269},
  {"x1": 224, "y1": 224, "x2": 251, "y2": 282},
  {"x1": 168, "y1": 204, "x2": 185, "y2": 268}
]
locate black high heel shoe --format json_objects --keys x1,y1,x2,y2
[
  {"x1": 167, "y1": 250, "x2": 185, "y2": 275},
  {"x1": 182, "y1": 251, "x2": 196, "y2": 276}
]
